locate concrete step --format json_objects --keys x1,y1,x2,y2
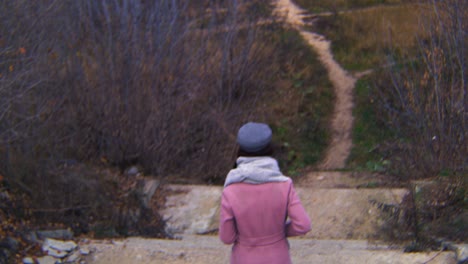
[
  {"x1": 161, "y1": 184, "x2": 222, "y2": 235},
  {"x1": 160, "y1": 180, "x2": 410, "y2": 240},
  {"x1": 297, "y1": 171, "x2": 402, "y2": 189},
  {"x1": 85, "y1": 235, "x2": 457, "y2": 264},
  {"x1": 297, "y1": 187, "x2": 408, "y2": 239}
]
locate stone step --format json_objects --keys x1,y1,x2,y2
[
  {"x1": 85, "y1": 235, "x2": 457, "y2": 264},
  {"x1": 297, "y1": 187, "x2": 408, "y2": 239},
  {"x1": 297, "y1": 171, "x2": 402, "y2": 189},
  {"x1": 161, "y1": 185, "x2": 222, "y2": 235},
  {"x1": 160, "y1": 183, "x2": 410, "y2": 240}
]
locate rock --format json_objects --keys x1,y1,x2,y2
[
  {"x1": 44, "y1": 247, "x2": 68, "y2": 258},
  {"x1": 137, "y1": 178, "x2": 160, "y2": 208},
  {"x1": 64, "y1": 251, "x2": 81, "y2": 263},
  {"x1": 22, "y1": 257, "x2": 35, "y2": 264},
  {"x1": 456, "y1": 244, "x2": 468, "y2": 263},
  {"x1": 42, "y1": 238, "x2": 78, "y2": 258},
  {"x1": 125, "y1": 166, "x2": 141, "y2": 177},
  {"x1": 37, "y1": 230, "x2": 74, "y2": 241},
  {"x1": 79, "y1": 247, "x2": 91, "y2": 255},
  {"x1": 36, "y1": 255, "x2": 59, "y2": 264},
  {"x1": 161, "y1": 185, "x2": 223, "y2": 234},
  {"x1": 43, "y1": 238, "x2": 77, "y2": 252}
]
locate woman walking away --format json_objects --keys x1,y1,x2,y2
[{"x1": 219, "y1": 122, "x2": 311, "y2": 264}]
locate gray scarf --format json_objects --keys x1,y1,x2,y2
[{"x1": 224, "y1": 156, "x2": 290, "y2": 187}]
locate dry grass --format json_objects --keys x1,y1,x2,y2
[
  {"x1": 310, "y1": 3, "x2": 432, "y2": 70},
  {"x1": 344, "y1": 4, "x2": 425, "y2": 50}
]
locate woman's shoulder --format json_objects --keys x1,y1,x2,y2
[{"x1": 223, "y1": 179, "x2": 293, "y2": 193}]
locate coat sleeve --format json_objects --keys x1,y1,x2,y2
[
  {"x1": 285, "y1": 182, "x2": 311, "y2": 237},
  {"x1": 219, "y1": 191, "x2": 238, "y2": 244}
]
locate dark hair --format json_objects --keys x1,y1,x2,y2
[
  {"x1": 233, "y1": 144, "x2": 274, "y2": 168},
  {"x1": 237, "y1": 143, "x2": 274, "y2": 157}
]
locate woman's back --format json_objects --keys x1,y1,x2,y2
[
  {"x1": 219, "y1": 122, "x2": 311, "y2": 264},
  {"x1": 223, "y1": 181, "x2": 290, "y2": 240},
  {"x1": 220, "y1": 179, "x2": 310, "y2": 264}
]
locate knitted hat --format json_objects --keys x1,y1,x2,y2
[{"x1": 237, "y1": 122, "x2": 272, "y2": 153}]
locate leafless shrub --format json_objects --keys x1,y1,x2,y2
[
  {"x1": 1, "y1": 0, "x2": 279, "y2": 177},
  {"x1": 368, "y1": 0, "x2": 467, "y2": 245},
  {"x1": 373, "y1": 0, "x2": 466, "y2": 179},
  {"x1": 0, "y1": 0, "x2": 73, "y2": 194},
  {"x1": 60, "y1": 0, "x2": 279, "y2": 181},
  {"x1": 0, "y1": 0, "x2": 283, "y2": 233},
  {"x1": 374, "y1": 177, "x2": 467, "y2": 248},
  {"x1": 369, "y1": 196, "x2": 415, "y2": 244}
]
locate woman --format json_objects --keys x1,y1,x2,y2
[{"x1": 219, "y1": 122, "x2": 311, "y2": 264}]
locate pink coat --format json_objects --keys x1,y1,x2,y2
[{"x1": 219, "y1": 179, "x2": 311, "y2": 264}]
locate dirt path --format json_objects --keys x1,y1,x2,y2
[{"x1": 275, "y1": 0, "x2": 357, "y2": 170}]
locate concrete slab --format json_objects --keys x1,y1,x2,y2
[
  {"x1": 298, "y1": 171, "x2": 401, "y2": 188},
  {"x1": 297, "y1": 188, "x2": 409, "y2": 239},
  {"x1": 162, "y1": 184, "x2": 409, "y2": 240},
  {"x1": 161, "y1": 185, "x2": 222, "y2": 235},
  {"x1": 85, "y1": 235, "x2": 457, "y2": 264}
]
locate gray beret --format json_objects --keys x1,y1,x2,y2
[{"x1": 237, "y1": 122, "x2": 272, "y2": 153}]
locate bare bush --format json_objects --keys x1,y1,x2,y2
[
  {"x1": 60, "y1": 0, "x2": 279, "y2": 181},
  {"x1": 373, "y1": 0, "x2": 466, "y2": 179},
  {"x1": 1, "y1": 0, "x2": 279, "y2": 177},
  {"x1": 0, "y1": 0, "x2": 72, "y2": 193},
  {"x1": 0, "y1": 0, "x2": 285, "y2": 233}
]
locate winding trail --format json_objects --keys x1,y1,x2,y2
[{"x1": 274, "y1": 0, "x2": 357, "y2": 170}]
